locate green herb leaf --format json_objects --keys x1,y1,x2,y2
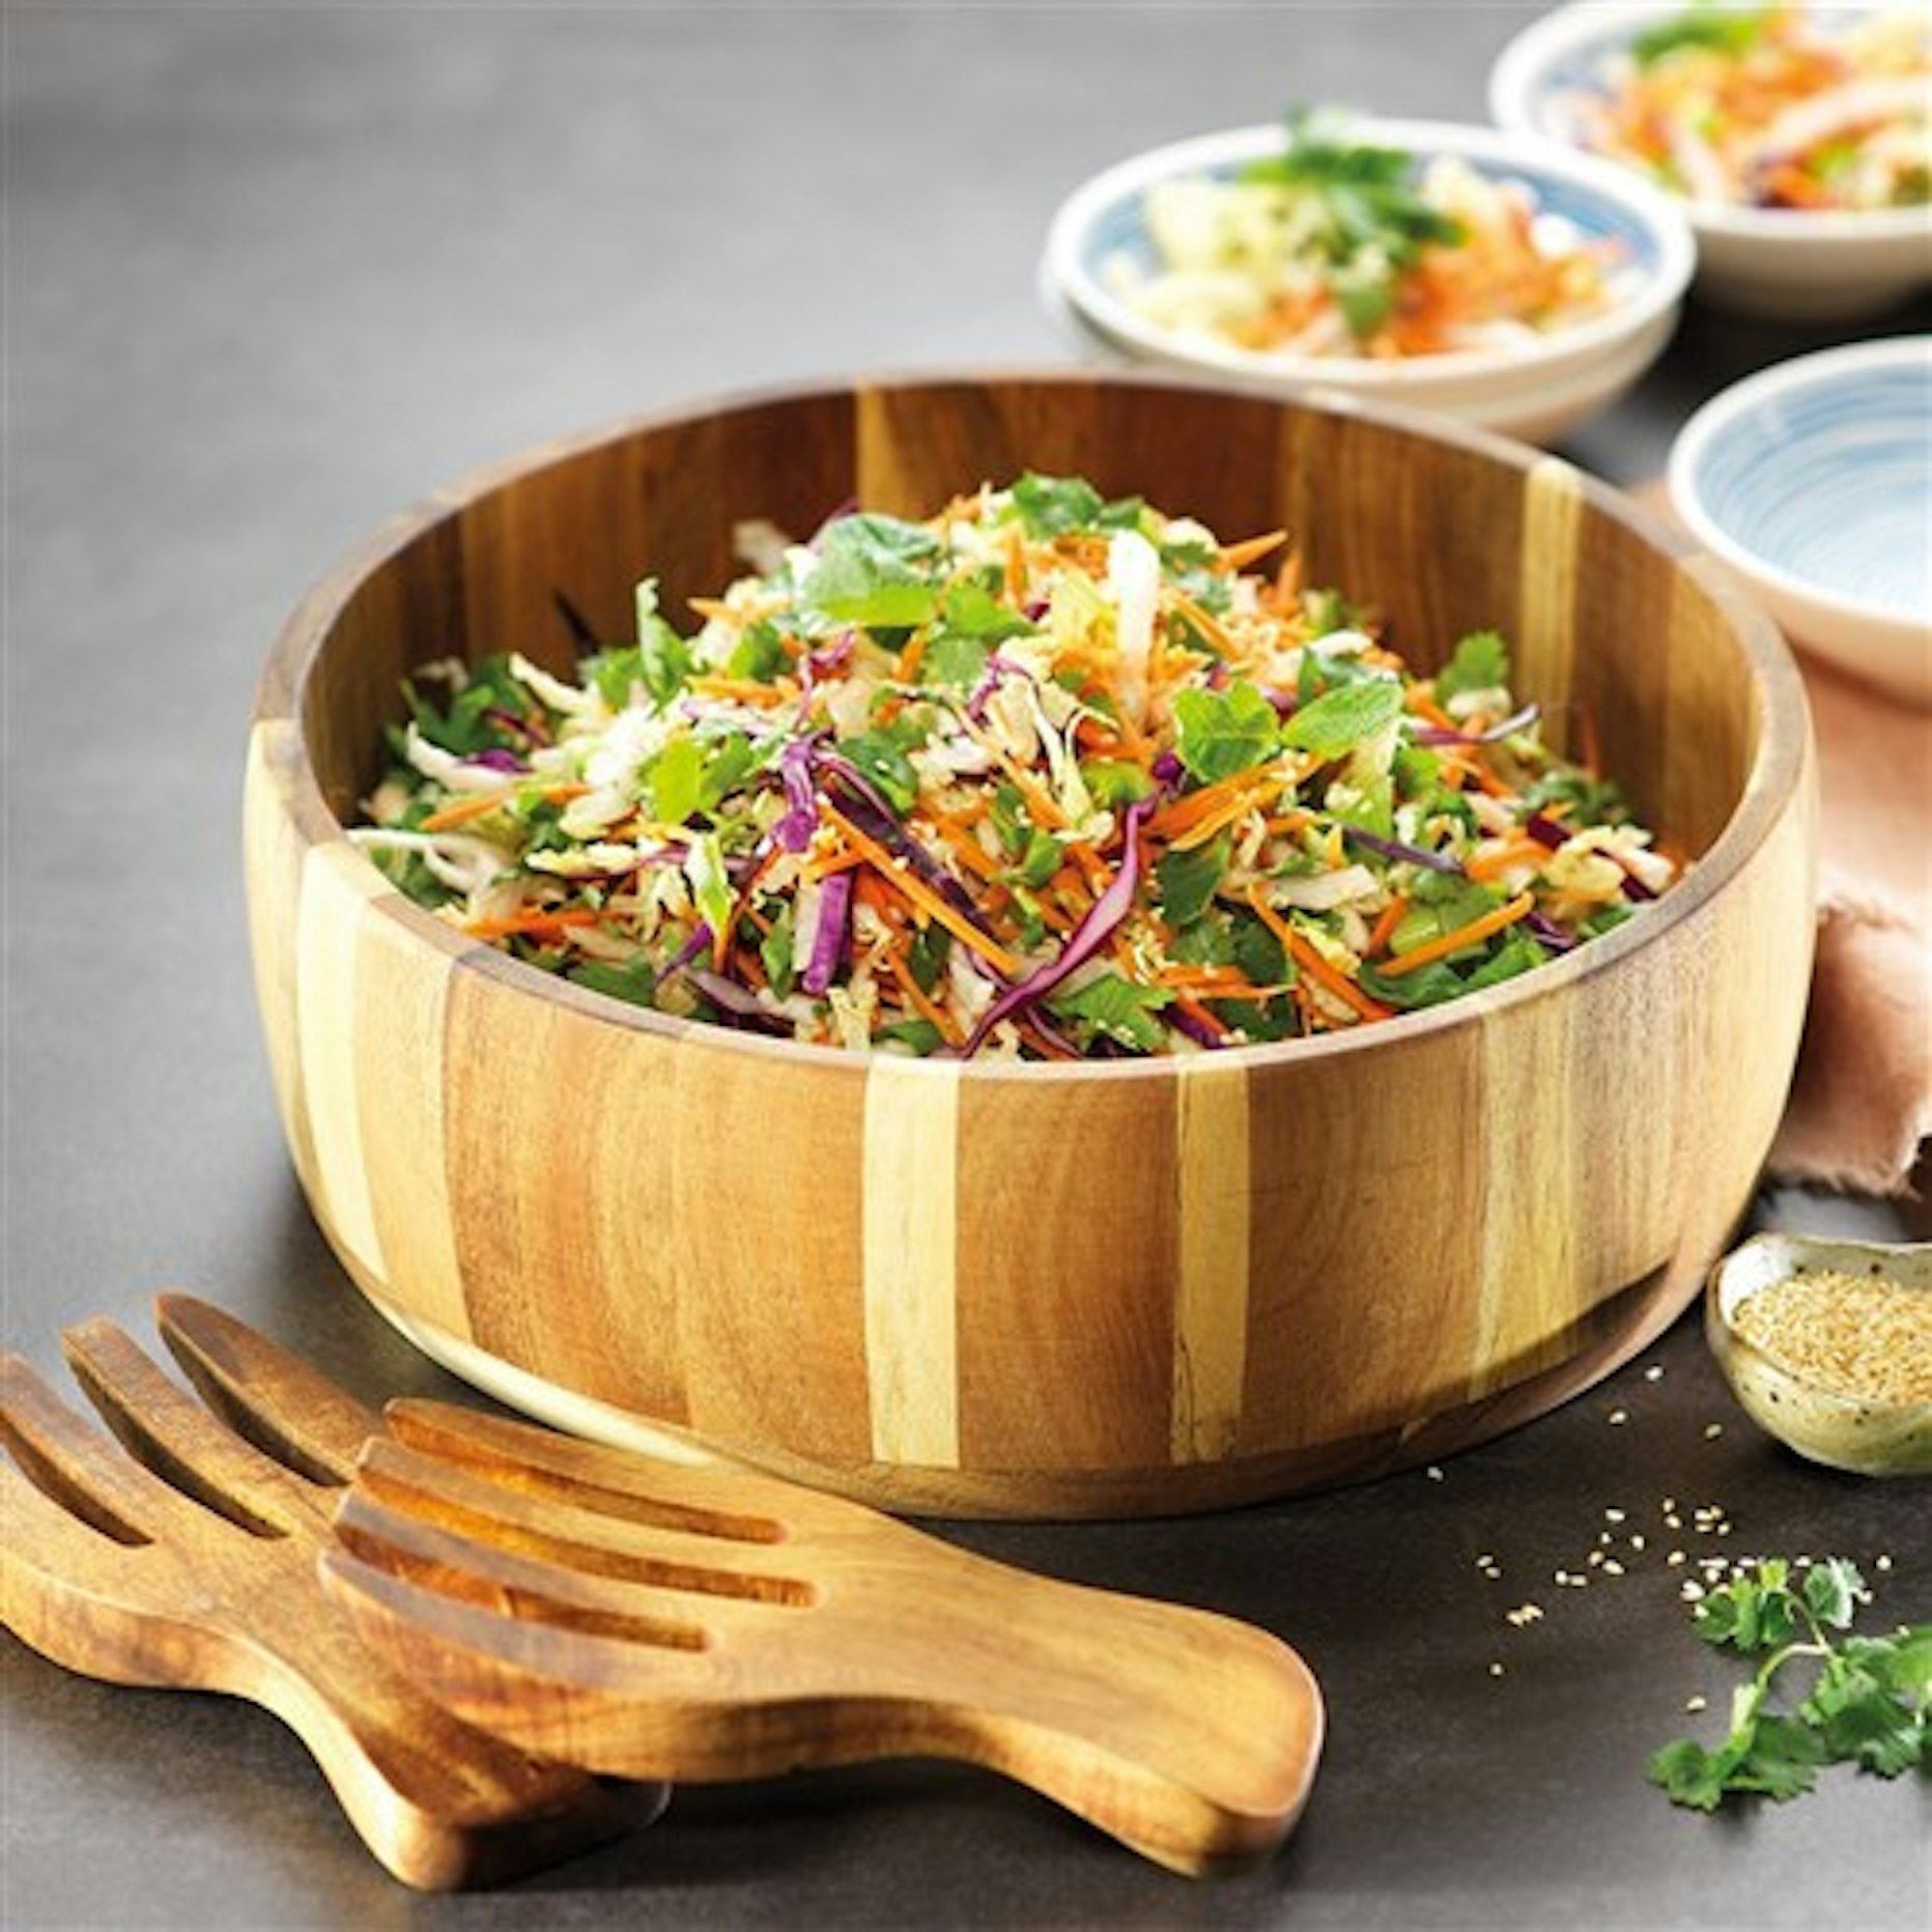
[
  {"x1": 1173, "y1": 682, "x2": 1282, "y2": 782},
  {"x1": 1010, "y1": 473, "x2": 1145, "y2": 539},
  {"x1": 1080, "y1": 757, "x2": 1155, "y2": 810},
  {"x1": 646, "y1": 732, "x2": 705, "y2": 825},
  {"x1": 803, "y1": 513, "x2": 945, "y2": 629},
  {"x1": 1634, "y1": 6, "x2": 1772, "y2": 68},
  {"x1": 1435, "y1": 628, "x2": 1511, "y2": 701},
  {"x1": 1281, "y1": 675, "x2": 1402, "y2": 758},
  {"x1": 1047, "y1": 973, "x2": 1174, "y2": 1052},
  {"x1": 1156, "y1": 834, "x2": 1232, "y2": 928}
]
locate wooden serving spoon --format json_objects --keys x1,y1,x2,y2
[
  {"x1": 320, "y1": 1398, "x2": 1325, "y2": 1878},
  {"x1": 0, "y1": 1296, "x2": 666, "y2": 1889}
]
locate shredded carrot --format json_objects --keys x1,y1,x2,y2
[
  {"x1": 1246, "y1": 883, "x2": 1391, "y2": 1024},
  {"x1": 1172, "y1": 991, "x2": 1235, "y2": 1040},
  {"x1": 420, "y1": 789, "x2": 515, "y2": 832},
  {"x1": 803, "y1": 843, "x2": 870, "y2": 882},
  {"x1": 687, "y1": 674, "x2": 796, "y2": 706},
  {"x1": 820, "y1": 804, "x2": 1019, "y2": 975},
  {"x1": 1366, "y1": 894, "x2": 1409, "y2": 958},
  {"x1": 1463, "y1": 837, "x2": 1545, "y2": 883},
  {"x1": 880, "y1": 946, "x2": 962, "y2": 1047},
  {"x1": 1217, "y1": 528, "x2": 1290, "y2": 573},
  {"x1": 1378, "y1": 890, "x2": 1535, "y2": 978},
  {"x1": 463, "y1": 906, "x2": 600, "y2": 942},
  {"x1": 1166, "y1": 583, "x2": 1237, "y2": 658}
]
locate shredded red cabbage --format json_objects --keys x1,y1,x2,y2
[
  {"x1": 1344, "y1": 825, "x2": 1462, "y2": 873},
  {"x1": 686, "y1": 969, "x2": 790, "y2": 1034},
  {"x1": 802, "y1": 868, "x2": 853, "y2": 997},
  {"x1": 775, "y1": 738, "x2": 819, "y2": 853},
  {"x1": 1413, "y1": 702, "x2": 1541, "y2": 747},
  {"x1": 963, "y1": 802, "x2": 1150, "y2": 1056}
]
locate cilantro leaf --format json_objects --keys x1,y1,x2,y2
[
  {"x1": 1434, "y1": 628, "x2": 1511, "y2": 701},
  {"x1": 1010, "y1": 473, "x2": 1145, "y2": 539},
  {"x1": 1173, "y1": 682, "x2": 1281, "y2": 782},
  {"x1": 1047, "y1": 973, "x2": 1174, "y2": 1052},
  {"x1": 1156, "y1": 834, "x2": 1232, "y2": 928}
]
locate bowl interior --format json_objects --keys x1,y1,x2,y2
[
  {"x1": 1671, "y1": 339, "x2": 1932, "y2": 625},
  {"x1": 290, "y1": 376, "x2": 1783, "y2": 906},
  {"x1": 1045, "y1": 119, "x2": 1688, "y2": 389}
]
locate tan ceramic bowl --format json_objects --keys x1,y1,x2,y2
[
  {"x1": 246, "y1": 372, "x2": 1816, "y2": 1518},
  {"x1": 1708, "y1": 1235, "x2": 1932, "y2": 1477}
]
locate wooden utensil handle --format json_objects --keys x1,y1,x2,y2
[{"x1": 869, "y1": 1545, "x2": 1323, "y2": 1877}]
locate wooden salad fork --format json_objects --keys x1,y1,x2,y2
[
  {"x1": 0, "y1": 1296, "x2": 665, "y2": 1889},
  {"x1": 320, "y1": 1400, "x2": 1325, "y2": 1878}
]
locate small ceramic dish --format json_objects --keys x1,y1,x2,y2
[
  {"x1": 1490, "y1": 1, "x2": 1932, "y2": 321},
  {"x1": 1039, "y1": 116, "x2": 1694, "y2": 445},
  {"x1": 1667, "y1": 336, "x2": 1932, "y2": 707},
  {"x1": 1707, "y1": 1234, "x2": 1932, "y2": 1477}
]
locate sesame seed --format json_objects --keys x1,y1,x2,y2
[
  {"x1": 1682, "y1": 1581, "x2": 1705, "y2": 1601},
  {"x1": 1490, "y1": 1662, "x2": 1506, "y2": 1678},
  {"x1": 1703, "y1": 1424, "x2": 1724, "y2": 1440},
  {"x1": 1603, "y1": 1558, "x2": 1626, "y2": 1577},
  {"x1": 1664, "y1": 1514, "x2": 1684, "y2": 1530},
  {"x1": 1631, "y1": 1533, "x2": 1647, "y2": 1551},
  {"x1": 1685, "y1": 1695, "x2": 1707, "y2": 1714},
  {"x1": 1608, "y1": 1409, "x2": 1629, "y2": 1425},
  {"x1": 1876, "y1": 1554, "x2": 1893, "y2": 1572},
  {"x1": 1426, "y1": 1465, "x2": 1444, "y2": 1482},
  {"x1": 1644, "y1": 1365, "x2": 1665, "y2": 1382},
  {"x1": 1667, "y1": 1550, "x2": 1686, "y2": 1566},
  {"x1": 1605, "y1": 1508, "x2": 1627, "y2": 1523}
]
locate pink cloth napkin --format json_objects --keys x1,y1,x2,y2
[{"x1": 1766, "y1": 654, "x2": 1932, "y2": 1198}]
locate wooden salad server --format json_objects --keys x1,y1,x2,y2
[
  {"x1": 319, "y1": 1399, "x2": 1325, "y2": 1877},
  {"x1": 0, "y1": 1296, "x2": 666, "y2": 1889}
]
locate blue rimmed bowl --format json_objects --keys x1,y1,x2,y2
[
  {"x1": 1491, "y1": 2, "x2": 1932, "y2": 321},
  {"x1": 1669, "y1": 336, "x2": 1932, "y2": 706},
  {"x1": 1039, "y1": 117, "x2": 1695, "y2": 445}
]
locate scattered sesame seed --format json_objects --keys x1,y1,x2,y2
[
  {"x1": 1490, "y1": 1662, "x2": 1506, "y2": 1677},
  {"x1": 1605, "y1": 1508, "x2": 1627, "y2": 1523},
  {"x1": 1631, "y1": 1533, "x2": 1647, "y2": 1551},
  {"x1": 1667, "y1": 1550, "x2": 1686, "y2": 1567},
  {"x1": 1682, "y1": 1581, "x2": 1705, "y2": 1601},
  {"x1": 1644, "y1": 1365, "x2": 1665, "y2": 1382},
  {"x1": 1608, "y1": 1409, "x2": 1629, "y2": 1425},
  {"x1": 1603, "y1": 1558, "x2": 1626, "y2": 1577},
  {"x1": 1876, "y1": 1554, "x2": 1893, "y2": 1573},
  {"x1": 1718, "y1": 1522, "x2": 1732, "y2": 1536},
  {"x1": 1664, "y1": 1514, "x2": 1684, "y2": 1530},
  {"x1": 1685, "y1": 1695, "x2": 1707, "y2": 1714},
  {"x1": 1426, "y1": 1465, "x2": 1444, "y2": 1482},
  {"x1": 1704, "y1": 1423, "x2": 1724, "y2": 1440},
  {"x1": 1661, "y1": 1496, "x2": 1677, "y2": 1513}
]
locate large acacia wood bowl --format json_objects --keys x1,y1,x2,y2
[{"x1": 246, "y1": 372, "x2": 1815, "y2": 1519}]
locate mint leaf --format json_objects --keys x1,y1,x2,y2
[
  {"x1": 1010, "y1": 473, "x2": 1145, "y2": 539},
  {"x1": 803, "y1": 513, "x2": 944, "y2": 629},
  {"x1": 1281, "y1": 676, "x2": 1402, "y2": 758},
  {"x1": 1156, "y1": 834, "x2": 1232, "y2": 927},
  {"x1": 1080, "y1": 757, "x2": 1155, "y2": 810},
  {"x1": 1173, "y1": 683, "x2": 1281, "y2": 782}
]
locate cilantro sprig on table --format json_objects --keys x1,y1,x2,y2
[{"x1": 1647, "y1": 1558, "x2": 1930, "y2": 1812}]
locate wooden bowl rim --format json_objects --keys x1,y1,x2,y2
[{"x1": 258, "y1": 366, "x2": 1811, "y2": 1087}]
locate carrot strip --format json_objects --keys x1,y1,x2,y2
[
  {"x1": 880, "y1": 946, "x2": 962, "y2": 1047},
  {"x1": 463, "y1": 906, "x2": 600, "y2": 942},
  {"x1": 1217, "y1": 528, "x2": 1290, "y2": 573},
  {"x1": 1167, "y1": 583, "x2": 1236, "y2": 658},
  {"x1": 1464, "y1": 837, "x2": 1545, "y2": 883},
  {"x1": 1172, "y1": 991, "x2": 1234, "y2": 1041},
  {"x1": 420, "y1": 790, "x2": 514, "y2": 832},
  {"x1": 1378, "y1": 890, "x2": 1535, "y2": 978},
  {"x1": 819, "y1": 804, "x2": 1019, "y2": 975},
  {"x1": 1366, "y1": 894, "x2": 1409, "y2": 959},
  {"x1": 1245, "y1": 883, "x2": 1392, "y2": 1023}
]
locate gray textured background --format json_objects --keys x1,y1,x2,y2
[{"x1": 5, "y1": 5, "x2": 1927, "y2": 1926}]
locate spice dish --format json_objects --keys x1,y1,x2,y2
[
  {"x1": 247, "y1": 372, "x2": 1814, "y2": 1518},
  {"x1": 1708, "y1": 1234, "x2": 1932, "y2": 1476}
]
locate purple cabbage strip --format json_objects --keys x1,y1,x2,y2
[
  {"x1": 775, "y1": 737, "x2": 819, "y2": 853},
  {"x1": 1524, "y1": 910, "x2": 1578, "y2": 954},
  {"x1": 685, "y1": 969, "x2": 791, "y2": 1035},
  {"x1": 963, "y1": 802, "x2": 1150, "y2": 1057},
  {"x1": 1613, "y1": 858, "x2": 1657, "y2": 903},
  {"x1": 965, "y1": 651, "x2": 1023, "y2": 725},
  {"x1": 817, "y1": 754, "x2": 987, "y2": 927},
  {"x1": 1412, "y1": 702, "x2": 1541, "y2": 748},
  {"x1": 1343, "y1": 825, "x2": 1462, "y2": 874},
  {"x1": 801, "y1": 629, "x2": 855, "y2": 694},
  {"x1": 802, "y1": 868, "x2": 853, "y2": 998},
  {"x1": 464, "y1": 747, "x2": 528, "y2": 775},
  {"x1": 1166, "y1": 1002, "x2": 1231, "y2": 1051},
  {"x1": 1524, "y1": 811, "x2": 1568, "y2": 850},
  {"x1": 1151, "y1": 748, "x2": 1185, "y2": 792},
  {"x1": 656, "y1": 922, "x2": 713, "y2": 988}
]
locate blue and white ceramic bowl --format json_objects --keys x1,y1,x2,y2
[
  {"x1": 1491, "y1": 2, "x2": 1932, "y2": 321},
  {"x1": 1668, "y1": 337, "x2": 1932, "y2": 705},
  {"x1": 1040, "y1": 117, "x2": 1695, "y2": 446}
]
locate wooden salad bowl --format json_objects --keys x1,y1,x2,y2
[{"x1": 246, "y1": 373, "x2": 1815, "y2": 1518}]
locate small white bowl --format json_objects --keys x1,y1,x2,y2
[
  {"x1": 1040, "y1": 117, "x2": 1695, "y2": 445},
  {"x1": 1708, "y1": 1234, "x2": 1931, "y2": 1477},
  {"x1": 1490, "y1": 1, "x2": 1932, "y2": 321},
  {"x1": 1668, "y1": 337, "x2": 1932, "y2": 706}
]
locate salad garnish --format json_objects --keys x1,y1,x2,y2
[
  {"x1": 1568, "y1": 4, "x2": 1930, "y2": 212},
  {"x1": 355, "y1": 475, "x2": 1678, "y2": 1060},
  {"x1": 1116, "y1": 110, "x2": 1634, "y2": 358}
]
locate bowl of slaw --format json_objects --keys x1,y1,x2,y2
[
  {"x1": 1491, "y1": 2, "x2": 1932, "y2": 319},
  {"x1": 1040, "y1": 113, "x2": 1694, "y2": 444},
  {"x1": 1668, "y1": 335, "x2": 1932, "y2": 705},
  {"x1": 248, "y1": 371, "x2": 1814, "y2": 1519}
]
